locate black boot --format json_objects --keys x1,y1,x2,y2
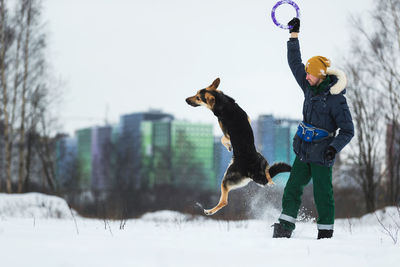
[
  {"x1": 272, "y1": 223, "x2": 292, "y2": 238},
  {"x1": 317, "y1": 230, "x2": 333, "y2": 239}
]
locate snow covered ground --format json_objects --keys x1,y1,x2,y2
[{"x1": 0, "y1": 193, "x2": 399, "y2": 267}]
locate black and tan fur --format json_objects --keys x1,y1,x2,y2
[{"x1": 186, "y1": 78, "x2": 291, "y2": 215}]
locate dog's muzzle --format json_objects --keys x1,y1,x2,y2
[{"x1": 185, "y1": 98, "x2": 200, "y2": 107}]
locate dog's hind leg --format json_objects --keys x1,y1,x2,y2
[
  {"x1": 203, "y1": 182, "x2": 230, "y2": 216},
  {"x1": 203, "y1": 172, "x2": 251, "y2": 216}
]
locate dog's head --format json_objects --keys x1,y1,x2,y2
[{"x1": 185, "y1": 78, "x2": 220, "y2": 110}]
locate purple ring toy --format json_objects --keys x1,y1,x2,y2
[{"x1": 271, "y1": 0, "x2": 301, "y2": 30}]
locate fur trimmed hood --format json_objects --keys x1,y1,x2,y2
[{"x1": 326, "y1": 68, "x2": 347, "y2": 95}]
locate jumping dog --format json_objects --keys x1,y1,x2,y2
[{"x1": 186, "y1": 78, "x2": 291, "y2": 215}]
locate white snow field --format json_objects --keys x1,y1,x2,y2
[{"x1": 0, "y1": 193, "x2": 399, "y2": 267}]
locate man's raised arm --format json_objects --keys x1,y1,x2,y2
[{"x1": 287, "y1": 18, "x2": 308, "y2": 92}]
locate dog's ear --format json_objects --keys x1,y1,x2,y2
[
  {"x1": 208, "y1": 78, "x2": 220, "y2": 91},
  {"x1": 205, "y1": 93, "x2": 215, "y2": 109}
]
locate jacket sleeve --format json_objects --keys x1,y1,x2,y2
[
  {"x1": 329, "y1": 95, "x2": 354, "y2": 153},
  {"x1": 287, "y1": 38, "x2": 308, "y2": 93}
]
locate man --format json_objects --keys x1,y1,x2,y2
[{"x1": 272, "y1": 18, "x2": 354, "y2": 239}]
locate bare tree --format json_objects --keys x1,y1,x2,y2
[
  {"x1": 17, "y1": 0, "x2": 33, "y2": 193},
  {"x1": 344, "y1": 66, "x2": 384, "y2": 212},
  {"x1": 0, "y1": 0, "x2": 15, "y2": 193},
  {"x1": 35, "y1": 112, "x2": 56, "y2": 192},
  {"x1": 387, "y1": 122, "x2": 400, "y2": 205},
  {"x1": 373, "y1": 0, "x2": 400, "y2": 206},
  {"x1": 343, "y1": 0, "x2": 400, "y2": 211},
  {"x1": 17, "y1": 0, "x2": 49, "y2": 192},
  {"x1": 0, "y1": 0, "x2": 60, "y2": 193},
  {"x1": 362, "y1": 0, "x2": 400, "y2": 206}
]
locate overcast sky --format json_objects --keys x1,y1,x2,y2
[{"x1": 42, "y1": 0, "x2": 373, "y2": 135}]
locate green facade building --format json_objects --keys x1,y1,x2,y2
[
  {"x1": 140, "y1": 120, "x2": 173, "y2": 188},
  {"x1": 140, "y1": 120, "x2": 215, "y2": 191},
  {"x1": 76, "y1": 128, "x2": 92, "y2": 189},
  {"x1": 171, "y1": 121, "x2": 215, "y2": 190}
]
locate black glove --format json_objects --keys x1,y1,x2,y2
[
  {"x1": 324, "y1": 146, "x2": 337, "y2": 161},
  {"x1": 288, "y1": 17, "x2": 300, "y2": 33}
]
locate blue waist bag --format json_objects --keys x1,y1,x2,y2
[{"x1": 296, "y1": 122, "x2": 334, "y2": 143}]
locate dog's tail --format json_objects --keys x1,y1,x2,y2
[{"x1": 269, "y1": 162, "x2": 291, "y2": 178}]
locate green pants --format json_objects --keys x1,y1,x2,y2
[{"x1": 279, "y1": 156, "x2": 334, "y2": 231}]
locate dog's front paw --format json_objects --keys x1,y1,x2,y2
[
  {"x1": 267, "y1": 181, "x2": 275, "y2": 187},
  {"x1": 222, "y1": 143, "x2": 231, "y2": 152},
  {"x1": 204, "y1": 209, "x2": 214, "y2": 216}
]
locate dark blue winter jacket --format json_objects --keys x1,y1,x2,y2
[{"x1": 288, "y1": 38, "x2": 354, "y2": 167}]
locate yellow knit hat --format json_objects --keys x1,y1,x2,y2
[{"x1": 305, "y1": 56, "x2": 331, "y2": 79}]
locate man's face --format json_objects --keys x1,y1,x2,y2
[{"x1": 306, "y1": 73, "x2": 321, "y2": 86}]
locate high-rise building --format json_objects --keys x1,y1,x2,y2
[
  {"x1": 140, "y1": 120, "x2": 215, "y2": 190},
  {"x1": 214, "y1": 136, "x2": 232, "y2": 186},
  {"x1": 171, "y1": 121, "x2": 215, "y2": 190},
  {"x1": 55, "y1": 135, "x2": 77, "y2": 189},
  {"x1": 251, "y1": 119, "x2": 259, "y2": 150},
  {"x1": 273, "y1": 118, "x2": 299, "y2": 185},
  {"x1": 274, "y1": 121, "x2": 290, "y2": 163},
  {"x1": 255, "y1": 115, "x2": 275, "y2": 162},
  {"x1": 118, "y1": 110, "x2": 174, "y2": 189},
  {"x1": 76, "y1": 128, "x2": 92, "y2": 189},
  {"x1": 253, "y1": 115, "x2": 299, "y2": 186},
  {"x1": 140, "y1": 120, "x2": 172, "y2": 188},
  {"x1": 152, "y1": 121, "x2": 172, "y2": 186},
  {"x1": 273, "y1": 118, "x2": 299, "y2": 164},
  {"x1": 91, "y1": 126, "x2": 113, "y2": 191},
  {"x1": 289, "y1": 123, "x2": 298, "y2": 164},
  {"x1": 140, "y1": 121, "x2": 154, "y2": 188}
]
